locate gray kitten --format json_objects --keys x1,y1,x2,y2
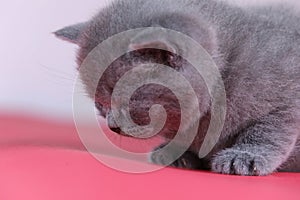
[{"x1": 55, "y1": 0, "x2": 300, "y2": 175}]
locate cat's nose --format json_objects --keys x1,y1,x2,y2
[{"x1": 109, "y1": 127, "x2": 121, "y2": 134}]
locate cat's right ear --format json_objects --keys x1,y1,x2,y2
[{"x1": 54, "y1": 22, "x2": 88, "y2": 45}]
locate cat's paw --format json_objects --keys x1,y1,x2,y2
[
  {"x1": 149, "y1": 150, "x2": 187, "y2": 168},
  {"x1": 149, "y1": 145, "x2": 201, "y2": 169},
  {"x1": 149, "y1": 148, "x2": 173, "y2": 167},
  {"x1": 211, "y1": 149, "x2": 272, "y2": 176}
]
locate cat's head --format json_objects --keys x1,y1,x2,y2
[{"x1": 55, "y1": 3, "x2": 220, "y2": 139}]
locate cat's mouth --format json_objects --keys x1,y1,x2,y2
[
  {"x1": 107, "y1": 120, "x2": 159, "y2": 139},
  {"x1": 109, "y1": 127, "x2": 133, "y2": 137}
]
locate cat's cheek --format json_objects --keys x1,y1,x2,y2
[{"x1": 211, "y1": 149, "x2": 275, "y2": 176}]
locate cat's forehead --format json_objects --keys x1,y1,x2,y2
[{"x1": 86, "y1": 5, "x2": 143, "y2": 39}]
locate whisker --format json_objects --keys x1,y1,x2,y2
[{"x1": 40, "y1": 64, "x2": 77, "y2": 83}]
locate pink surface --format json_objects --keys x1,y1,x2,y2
[{"x1": 0, "y1": 114, "x2": 300, "y2": 200}]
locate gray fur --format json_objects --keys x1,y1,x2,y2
[{"x1": 56, "y1": 0, "x2": 300, "y2": 175}]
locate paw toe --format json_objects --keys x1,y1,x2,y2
[{"x1": 212, "y1": 149, "x2": 270, "y2": 176}]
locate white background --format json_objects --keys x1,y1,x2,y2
[{"x1": 0, "y1": 0, "x2": 299, "y2": 121}]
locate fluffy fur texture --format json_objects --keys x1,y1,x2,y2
[{"x1": 56, "y1": 0, "x2": 300, "y2": 175}]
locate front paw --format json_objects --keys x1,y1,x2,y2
[
  {"x1": 149, "y1": 148, "x2": 174, "y2": 167},
  {"x1": 149, "y1": 145, "x2": 202, "y2": 169},
  {"x1": 211, "y1": 149, "x2": 272, "y2": 176}
]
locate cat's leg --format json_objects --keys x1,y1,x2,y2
[
  {"x1": 211, "y1": 111, "x2": 299, "y2": 176},
  {"x1": 149, "y1": 143, "x2": 209, "y2": 170}
]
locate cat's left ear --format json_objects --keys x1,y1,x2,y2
[
  {"x1": 129, "y1": 29, "x2": 177, "y2": 54},
  {"x1": 129, "y1": 29, "x2": 182, "y2": 68},
  {"x1": 54, "y1": 22, "x2": 88, "y2": 45}
]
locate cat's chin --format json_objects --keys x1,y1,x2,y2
[{"x1": 117, "y1": 132, "x2": 134, "y2": 137}]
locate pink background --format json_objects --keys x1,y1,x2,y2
[{"x1": 0, "y1": 114, "x2": 299, "y2": 200}]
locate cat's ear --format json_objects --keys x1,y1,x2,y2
[
  {"x1": 129, "y1": 29, "x2": 182, "y2": 68},
  {"x1": 129, "y1": 29, "x2": 177, "y2": 54},
  {"x1": 129, "y1": 39, "x2": 177, "y2": 54},
  {"x1": 54, "y1": 22, "x2": 88, "y2": 45}
]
